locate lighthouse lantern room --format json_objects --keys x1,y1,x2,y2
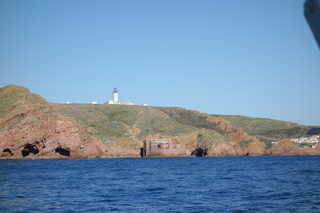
[{"x1": 113, "y1": 87, "x2": 119, "y2": 102}]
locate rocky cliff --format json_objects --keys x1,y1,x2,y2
[
  {"x1": 269, "y1": 139, "x2": 320, "y2": 155},
  {"x1": 216, "y1": 114, "x2": 311, "y2": 148},
  {"x1": 0, "y1": 85, "x2": 138, "y2": 159},
  {"x1": 0, "y1": 85, "x2": 319, "y2": 159}
]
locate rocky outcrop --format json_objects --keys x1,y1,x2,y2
[
  {"x1": 269, "y1": 139, "x2": 319, "y2": 155},
  {"x1": 0, "y1": 85, "x2": 139, "y2": 159},
  {"x1": 0, "y1": 108, "x2": 138, "y2": 159},
  {"x1": 208, "y1": 143, "x2": 244, "y2": 156},
  {"x1": 157, "y1": 107, "x2": 255, "y2": 147},
  {"x1": 244, "y1": 140, "x2": 270, "y2": 156}
]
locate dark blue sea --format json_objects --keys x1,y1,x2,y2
[{"x1": 1, "y1": 156, "x2": 320, "y2": 213}]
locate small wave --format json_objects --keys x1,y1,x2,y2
[{"x1": 146, "y1": 187, "x2": 166, "y2": 192}]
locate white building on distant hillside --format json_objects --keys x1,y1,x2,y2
[{"x1": 104, "y1": 87, "x2": 133, "y2": 105}]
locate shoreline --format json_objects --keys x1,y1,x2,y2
[{"x1": 1, "y1": 153, "x2": 320, "y2": 161}]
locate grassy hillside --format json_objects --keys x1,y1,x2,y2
[
  {"x1": 2, "y1": 85, "x2": 319, "y2": 158},
  {"x1": 59, "y1": 104, "x2": 203, "y2": 146},
  {"x1": 0, "y1": 85, "x2": 54, "y2": 117},
  {"x1": 0, "y1": 85, "x2": 250, "y2": 154},
  {"x1": 59, "y1": 104, "x2": 255, "y2": 151},
  {"x1": 157, "y1": 107, "x2": 238, "y2": 135},
  {"x1": 214, "y1": 115, "x2": 312, "y2": 144},
  {"x1": 61, "y1": 104, "x2": 200, "y2": 136}
]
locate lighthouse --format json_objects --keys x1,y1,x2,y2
[
  {"x1": 113, "y1": 87, "x2": 119, "y2": 102},
  {"x1": 104, "y1": 87, "x2": 133, "y2": 105}
]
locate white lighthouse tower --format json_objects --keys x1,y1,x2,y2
[
  {"x1": 113, "y1": 87, "x2": 119, "y2": 103},
  {"x1": 104, "y1": 87, "x2": 133, "y2": 105}
]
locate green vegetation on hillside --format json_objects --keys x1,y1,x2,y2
[
  {"x1": 156, "y1": 107, "x2": 236, "y2": 135},
  {"x1": 2, "y1": 85, "x2": 315, "y2": 153},
  {"x1": 214, "y1": 114, "x2": 312, "y2": 145},
  {"x1": 60, "y1": 104, "x2": 199, "y2": 144},
  {"x1": 0, "y1": 85, "x2": 54, "y2": 117}
]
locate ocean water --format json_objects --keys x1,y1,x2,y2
[{"x1": 0, "y1": 156, "x2": 320, "y2": 213}]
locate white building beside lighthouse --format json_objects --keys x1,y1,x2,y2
[{"x1": 104, "y1": 87, "x2": 133, "y2": 105}]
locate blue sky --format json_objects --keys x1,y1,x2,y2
[{"x1": 1, "y1": 0, "x2": 319, "y2": 126}]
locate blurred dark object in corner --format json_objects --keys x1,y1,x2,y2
[{"x1": 304, "y1": 0, "x2": 320, "y2": 49}]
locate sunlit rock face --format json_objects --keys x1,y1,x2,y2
[{"x1": 1, "y1": 85, "x2": 318, "y2": 159}]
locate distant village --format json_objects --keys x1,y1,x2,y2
[
  {"x1": 272, "y1": 128, "x2": 320, "y2": 148},
  {"x1": 290, "y1": 135, "x2": 319, "y2": 144}
]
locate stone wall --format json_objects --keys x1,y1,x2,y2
[{"x1": 142, "y1": 139, "x2": 188, "y2": 157}]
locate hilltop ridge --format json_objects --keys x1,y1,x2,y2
[
  {"x1": 215, "y1": 115, "x2": 312, "y2": 148},
  {"x1": 0, "y1": 85, "x2": 319, "y2": 159}
]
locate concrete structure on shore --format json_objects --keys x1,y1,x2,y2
[
  {"x1": 104, "y1": 87, "x2": 133, "y2": 105},
  {"x1": 141, "y1": 139, "x2": 188, "y2": 157}
]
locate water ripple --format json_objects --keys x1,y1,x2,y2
[{"x1": 0, "y1": 156, "x2": 320, "y2": 212}]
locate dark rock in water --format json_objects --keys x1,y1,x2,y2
[
  {"x1": 55, "y1": 147, "x2": 70, "y2": 157},
  {"x1": 140, "y1": 148, "x2": 144, "y2": 158},
  {"x1": 22, "y1": 143, "x2": 39, "y2": 157},
  {"x1": 191, "y1": 148, "x2": 207, "y2": 157},
  {"x1": 2, "y1": 148, "x2": 13, "y2": 156}
]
